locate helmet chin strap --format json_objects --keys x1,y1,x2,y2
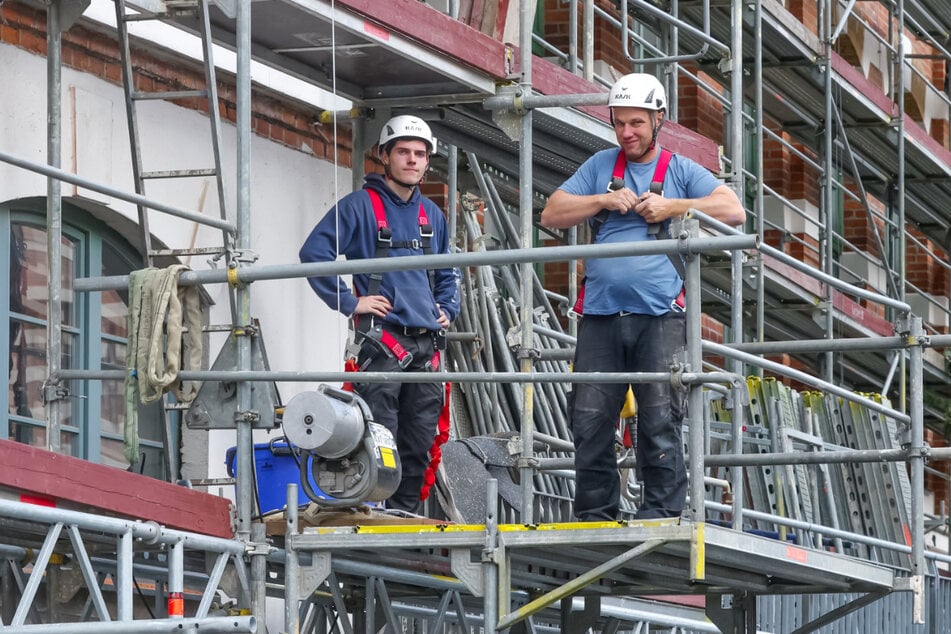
[
  {"x1": 631, "y1": 116, "x2": 666, "y2": 161},
  {"x1": 383, "y1": 164, "x2": 420, "y2": 190}
]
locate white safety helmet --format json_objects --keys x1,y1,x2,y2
[
  {"x1": 608, "y1": 73, "x2": 667, "y2": 112},
  {"x1": 378, "y1": 115, "x2": 437, "y2": 154}
]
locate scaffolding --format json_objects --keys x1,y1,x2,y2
[{"x1": 3, "y1": 0, "x2": 951, "y2": 632}]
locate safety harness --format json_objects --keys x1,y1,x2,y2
[
  {"x1": 347, "y1": 188, "x2": 439, "y2": 371},
  {"x1": 572, "y1": 148, "x2": 684, "y2": 315}
]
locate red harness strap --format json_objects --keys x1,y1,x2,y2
[
  {"x1": 352, "y1": 188, "x2": 436, "y2": 366},
  {"x1": 365, "y1": 189, "x2": 432, "y2": 298},
  {"x1": 649, "y1": 149, "x2": 673, "y2": 195},
  {"x1": 379, "y1": 329, "x2": 412, "y2": 365},
  {"x1": 571, "y1": 149, "x2": 675, "y2": 316}
]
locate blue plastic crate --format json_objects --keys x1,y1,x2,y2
[{"x1": 225, "y1": 440, "x2": 314, "y2": 514}]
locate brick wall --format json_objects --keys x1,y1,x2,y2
[
  {"x1": 1, "y1": 1, "x2": 351, "y2": 165},
  {"x1": 842, "y1": 189, "x2": 886, "y2": 258},
  {"x1": 762, "y1": 119, "x2": 821, "y2": 205},
  {"x1": 906, "y1": 226, "x2": 950, "y2": 296},
  {"x1": 786, "y1": 0, "x2": 818, "y2": 36},
  {"x1": 419, "y1": 181, "x2": 451, "y2": 213},
  {"x1": 678, "y1": 63, "x2": 725, "y2": 142},
  {"x1": 541, "y1": 0, "x2": 634, "y2": 73}
]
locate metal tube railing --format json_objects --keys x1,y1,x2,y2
[
  {"x1": 0, "y1": 149, "x2": 236, "y2": 233},
  {"x1": 689, "y1": 209, "x2": 912, "y2": 313},
  {"x1": 73, "y1": 234, "x2": 759, "y2": 291}
]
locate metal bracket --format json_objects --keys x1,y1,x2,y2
[
  {"x1": 229, "y1": 248, "x2": 260, "y2": 265},
  {"x1": 299, "y1": 551, "x2": 332, "y2": 598},
  {"x1": 517, "y1": 457, "x2": 540, "y2": 469},
  {"x1": 450, "y1": 548, "x2": 484, "y2": 596},
  {"x1": 233, "y1": 410, "x2": 261, "y2": 424},
  {"x1": 707, "y1": 592, "x2": 756, "y2": 634},
  {"x1": 515, "y1": 346, "x2": 541, "y2": 360},
  {"x1": 233, "y1": 322, "x2": 259, "y2": 337},
  {"x1": 895, "y1": 574, "x2": 925, "y2": 624},
  {"x1": 894, "y1": 316, "x2": 912, "y2": 336},
  {"x1": 668, "y1": 361, "x2": 687, "y2": 391},
  {"x1": 490, "y1": 86, "x2": 525, "y2": 141},
  {"x1": 245, "y1": 540, "x2": 271, "y2": 557},
  {"x1": 51, "y1": 0, "x2": 93, "y2": 31},
  {"x1": 42, "y1": 379, "x2": 69, "y2": 404}
]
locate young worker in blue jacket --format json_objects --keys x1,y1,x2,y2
[
  {"x1": 300, "y1": 115, "x2": 459, "y2": 513},
  {"x1": 540, "y1": 73, "x2": 746, "y2": 521}
]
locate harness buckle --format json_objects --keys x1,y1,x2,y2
[{"x1": 377, "y1": 227, "x2": 392, "y2": 244}]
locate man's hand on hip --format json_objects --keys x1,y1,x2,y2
[{"x1": 354, "y1": 295, "x2": 392, "y2": 318}]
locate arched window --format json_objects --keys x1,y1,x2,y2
[{"x1": 3, "y1": 198, "x2": 168, "y2": 480}]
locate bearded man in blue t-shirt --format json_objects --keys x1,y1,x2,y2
[{"x1": 541, "y1": 73, "x2": 746, "y2": 521}]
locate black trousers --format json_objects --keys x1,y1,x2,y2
[
  {"x1": 352, "y1": 329, "x2": 444, "y2": 513},
  {"x1": 570, "y1": 311, "x2": 687, "y2": 520}
]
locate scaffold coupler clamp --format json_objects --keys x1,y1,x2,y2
[
  {"x1": 515, "y1": 345, "x2": 541, "y2": 361},
  {"x1": 41, "y1": 377, "x2": 69, "y2": 404},
  {"x1": 245, "y1": 539, "x2": 272, "y2": 556},
  {"x1": 668, "y1": 360, "x2": 687, "y2": 392}
]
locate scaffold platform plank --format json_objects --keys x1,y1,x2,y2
[{"x1": 287, "y1": 519, "x2": 895, "y2": 600}]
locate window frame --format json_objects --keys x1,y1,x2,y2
[{"x1": 1, "y1": 198, "x2": 167, "y2": 478}]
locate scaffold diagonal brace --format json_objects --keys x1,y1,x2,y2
[
  {"x1": 788, "y1": 589, "x2": 890, "y2": 634},
  {"x1": 67, "y1": 524, "x2": 111, "y2": 622},
  {"x1": 496, "y1": 538, "x2": 668, "y2": 631}
]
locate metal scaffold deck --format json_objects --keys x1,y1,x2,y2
[
  {"x1": 281, "y1": 507, "x2": 896, "y2": 632},
  {"x1": 3, "y1": 0, "x2": 951, "y2": 632}
]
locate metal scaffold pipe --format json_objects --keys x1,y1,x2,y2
[
  {"x1": 0, "y1": 499, "x2": 244, "y2": 553},
  {"x1": 45, "y1": 1, "x2": 64, "y2": 455},
  {"x1": 0, "y1": 617, "x2": 257, "y2": 633},
  {"x1": 706, "y1": 447, "x2": 916, "y2": 466},
  {"x1": 58, "y1": 369, "x2": 746, "y2": 387},
  {"x1": 0, "y1": 149, "x2": 237, "y2": 233},
  {"x1": 74, "y1": 234, "x2": 759, "y2": 291},
  {"x1": 688, "y1": 209, "x2": 912, "y2": 313},
  {"x1": 704, "y1": 500, "x2": 951, "y2": 566},
  {"x1": 704, "y1": 340, "x2": 910, "y2": 423},
  {"x1": 726, "y1": 333, "x2": 951, "y2": 352},
  {"x1": 518, "y1": 0, "x2": 536, "y2": 524}
]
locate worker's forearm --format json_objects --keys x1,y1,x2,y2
[{"x1": 540, "y1": 191, "x2": 608, "y2": 229}]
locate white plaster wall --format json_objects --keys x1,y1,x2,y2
[{"x1": 1, "y1": 41, "x2": 354, "y2": 479}]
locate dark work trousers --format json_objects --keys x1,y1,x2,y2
[
  {"x1": 352, "y1": 328, "x2": 444, "y2": 513},
  {"x1": 570, "y1": 311, "x2": 687, "y2": 521}
]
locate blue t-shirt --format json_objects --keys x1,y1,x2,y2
[{"x1": 559, "y1": 147, "x2": 722, "y2": 315}]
